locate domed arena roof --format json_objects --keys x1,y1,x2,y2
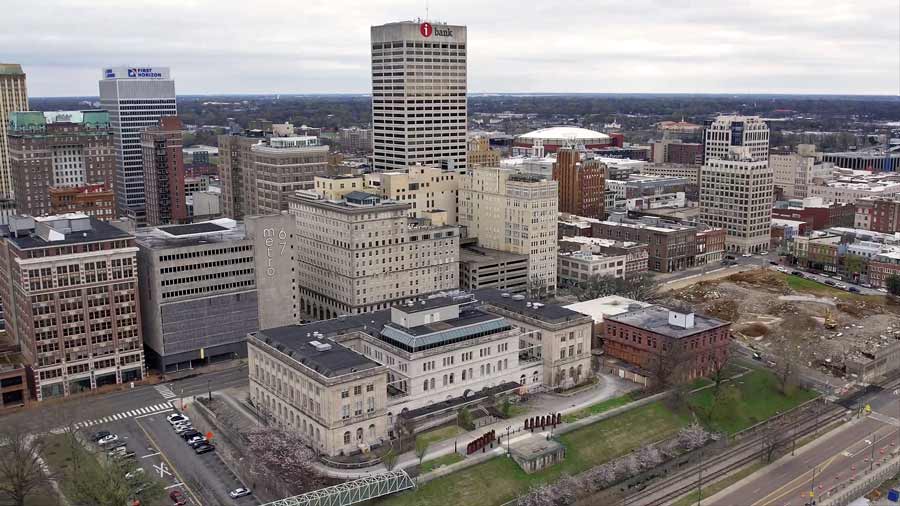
[{"x1": 517, "y1": 126, "x2": 611, "y2": 145}]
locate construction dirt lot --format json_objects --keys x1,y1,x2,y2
[{"x1": 662, "y1": 268, "x2": 900, "y2": 383}]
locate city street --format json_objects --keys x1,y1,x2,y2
[{"x1": 705, "y1": 389, "x2": 900, "y2": 506}]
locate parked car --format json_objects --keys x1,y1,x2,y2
[
  {"x1": 189, "y1": 439, "x2": 209, "y2": 449},
  {"x1": 742, "y1": 253, "x2": 752, "y2": 258},
  {"x1": 169, "y1": 489, "x2": 187, "y2": 506},
  {"x1": 769, "y1": 261, "x2": 779, "y2": 266},
  {"x1": 761, "y1": 251, "x2": 769, "y2": 255},
  {"x1": 791, "y1": 271, "x2": 803, "y2": 276},
  {"x1": 194, "y1": 443, "x2": 215, "y2": 455},
  {"x1": 849, "y1": 287, "x2": 861, "y2": 293},
  {"x1": 836, "y1": 284, "x2": 848, "y2": 290},
  {"x1": 167, "y1": 414, "x2": 189, "y2": 425},
  {"x1": 107, "y1": 445, "x2": 128, "y2": 457},
  {"x1": 879, "y1": 288, "x2": 889, "y2": 293},
  {"x1": 174, "y1": 425, "x2": 194, "y2": 435},
  {"x1": 91, "y1": 430, "x2": 111, "y2": 442},
  {"x1": 181, "y1": 430, "x2": 202, "y2": 441},
  {"x1": 98, "y1": 434, "x2": 119, "y2": 445},
  {"x1": 229, "y1": 487, "x2": 251, "y2": 498},
  {"x1": 114, "y1": 451, "x2": 137, "y2": 461},
  {"x1": 125, "y1": 468, "x2": 145, "y2": 480},
  {"x1": 824, "y1": 280, "x2": 836, "y2": 286}
]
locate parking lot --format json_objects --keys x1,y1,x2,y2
[{"x1": 87, "y1": 406, "x2": 257, "y2": 505}]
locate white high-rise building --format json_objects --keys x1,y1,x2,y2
[
  {"x1": 700, "y1": 116, "x2": 773, "y2": 254},
  {"x1": 99, "y1": 66, "x2": 176, "y2": 223},
  {"x1": 371, "y1": 21, "x2": 467, "y2": 171},
  {"x1": 459, "y1": 167, "x2": 559, "y2": 295},
  {"x1": 0, "y1": 64, "x2": 29, "y2": 198}
]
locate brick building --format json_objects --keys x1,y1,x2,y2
[
  {"x1": 603, "y1": 305, "x2": 731, "y2": 384},
  {"x1": 854, "y1": 198, "x2": 900, "y2": 233},
  {"x1": 141, "y1": 117, "x2": 187, "y2": 226},
  {"x1": 557, "y1": 236, "x2": 649, "y2": 278},
  {"x1": 591, "y1": 215, "x2": 698, "y2": 273},
  {"x1": 695, "y1": 227, "x2": 726, "y2": 265},
  {"x1": 0, "y1": 214, "x2": 144, "y2": 401},
  {"x1": 772, "y1": 197, "x2": 855, "y2": 231},
  {"x1": 552, "y1": 149, "x2": 605, "y2": 220},
  {"x1": 7, "y1": 110, "x2": 115, "y2": 218},
  {"x1": 49, "y1": 184, "x2": 115, "y2": 220}
]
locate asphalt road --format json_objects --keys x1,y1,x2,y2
[{"x1": 706, "y1": 392, "x2": 900, "y2": 506}]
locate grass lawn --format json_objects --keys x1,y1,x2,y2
[
  {"x1": 380, "y1": 402, "x2": 688, "y2": 506},
  {"x1": 421, "y1": 453, "x2": 464, "y2": 473},
  {"x1": 416, "y1": 425, "x2": 465, "y2": 448},
  {"x1": 784, "y1": 274, "x2": 875, "y2": 301},
  {"x1": 689, "y1": 368, "x2": 818, "y2": 434},
  {"x1": 562, "y1": 392, "x2": 637, "y2": 423}
]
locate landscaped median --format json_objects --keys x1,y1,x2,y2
[{"x1": 379, "y1": 367, "x2": 818, "y2": 506}]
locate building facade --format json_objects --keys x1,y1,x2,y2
[
  {"x1": 592, "y1": 215, "x2": 698, "y2": 273},
  {"x1": 557, "y1": 235, "x2": 649, "y2": 277},
  {"x1": 459, "y1": 167, "x2": 558, "y2": 295},
  {"x1": 362, "y1": 166, "x2": 459, "y2": 224},
  {"x1": 336, "y1": 127, "x2": 373, "y2": 154},
  {"x1": 141, "y1": 117, "x2": 187, "y2": 226},
  {"x1": 552, "y1": 149, "x2": 605, "y2": 219},
  {"x1": 99, "y1": 66, "x2": 177, "y2": 224},
  {"x1": 854, "y1": 198, "x2": 900, "y2": 233},
  {"x1": 218, "y1": 132, "x2": 264, "y2": 220},
  {"x1": 135, "y1": 219, "x2": 258, "y2": 371},
  {"x1": 291, "y1": 189, "x2": 459, "y2": 319},
  {"x1": 371, "y1": 21, "x2": 467, "y2": 171},
  {"x1": 772, "y1": 197, "x2": 855, "y2": 231},
  {"x1": 467, "y1": 136, "x2": 500, "y2": 168},
  {"x1": 7, "y1": 110, "x2": 115, "y2": 218},
  {"x1": 0, "y1": 214, "x2": 144, "y2": 401},
  {"x1": 459, "y1": 244, "x2": 528, "y2": 293},
  {"x1": 0, "y1": 64, "x2": 28, "y2": 198},
  {"x1": 558, "y1": 250, "x2": 626, "y2": 286},
  {"x1": 250, "y1": 136, "x2": 330, "y2": 214},
  {"x1": 770, "y1": 145, "x2": 833, "y2": 199},
  {"x1": 49, "y1": 184, "x2": 115, "y2": 220},
  {"x1": 604, "y1": 305, "x2": 731, "y2": 383}
]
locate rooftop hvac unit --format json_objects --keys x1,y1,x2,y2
[
  {"x1": 533, "y1": 303, "x2": 544, "y2": 309},
  {"x1": 308, "y1": 340, "x2": 332, "y2": 352},
  {"x1": 501, "y1": 293, "x2": 511, "y2": 298},
  {"x1": 512, "y1": 294, "x2": 526, "y2": 301},
  {"x1": 526, "y1": 302, "x2": 533, "y2": 308}
]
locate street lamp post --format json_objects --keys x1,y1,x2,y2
[
  {"x1": 506, "y1": 426, "x2": 511, "y2": 457},
  {"x1": 207, "y1": 379, "x2": 212, "y2": 401}
]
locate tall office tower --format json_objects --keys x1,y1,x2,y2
[
  {"x1": 371, "y1": 21, "x2": 467, "y2": 171},
  {"x1": 0, "y1": 64, "x2": 29, "y2": 198},
  {"x1": 250, "y1": 136, "x2": 329, "y2": 214},
  {"x1": 218, "y1": 131, "x2": 264, "y2": 219},
  {"x1": 552, "y1": 149, "x2": 605, "y2": 219},
  {"x1": 290, "y1": 189, "x2": 460, "y2": 320},
  {"x1": 99, "y1": 66, "x2": 176, "y2": 224},
  {"x1": 141, "y1": 117, "x2": 187, "y2": 226},
  {"x1": 7, "y1": 110, "x2": 115, "y2": 218},
  {"x1": 0, "y1": 214, "x2": 144, "y2": 401},
  {"x1": 700, "y1": 116, "x2": 773, "y2": 254},
  {"x1": 459, "y1": 167, "x2": 559, "y2": 296}
]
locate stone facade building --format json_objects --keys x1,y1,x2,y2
[
  {"x1": 552, "y1": 149, "x2": 605, "y2": 220},
  {"x1": 0, "y1": 64, "x2": 28, "y2": 198},
  {"x1": 0, "y1": 214, "x2": 144, "y2": 401}
]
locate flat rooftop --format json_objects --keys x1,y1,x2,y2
[
  {"x1": 256, "y1": 326, "x2": 380, "y2": 378},
  {"x1": 134, "y1": 219, "x2": 248, "y2": 249},
  {"x1": 460, "y1": 245, "x2": 528, "y2": 265},
  {"x1": 1, "y1": 216, "x2": 132, "y2": 250},
  {"x1": 474, "y1": 289, "x2": 590, "y2": 325},
  {"x1": 605, "y1": 305, "x2": 729, "y2": 339},
  {"x1": 564, "y1": 296, "x2": 652, "y2": 324}
]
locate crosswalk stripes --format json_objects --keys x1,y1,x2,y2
[
  {"x1": 154, "y1": 384, "x2": 178, "y2": 400},
  {"x1": 72, "y1": 402, "x2": 174, "y2": 429}
]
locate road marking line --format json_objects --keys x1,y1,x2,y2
[
  {"x1": 164, "y1": 482, "x2": 184, "y2": 490},
  {"x1": 141, "y1": 452, "x2": 160, "y2": 459},
  {"x1": 135, "y1": 417, "x2": 204, "y2": 506},
  {"x1": 135, "y1": 408, "x2": 172, "y2": 420}
]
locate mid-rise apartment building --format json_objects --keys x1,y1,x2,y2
[
  {"x1": 640, "y1": 163, "x2": 701, "y2": 185},
  {"x1": 363, "y1": 166, "x2": 459, "y2": 223},
  {"x1": 855, "y1": 197, "x2": 900, "y2": 233},
  {"x1": 700, "y1": 116, "x2": 772, "y2": 254},
  {"x1": 99, "y1": 66, "x2": 177, "y2": 224},
  {"x1": 218, "y1": 131, "x2": 264, "y2": 219},
  {"x1": 371, "y1": 21, "x2": 467, "y2": 171},
  {"x1": 557, "y1": 235, "x2": 649, "y2": 277},
  {"x1": 141, "y1": 117, "x2": 187, "y2": 226},
  {"x1": 291, "y1": 189, "x2": 459, "y2": 320},
  {"x1": 335, "y1": 127, "x2": 373, "y2": 154},
  {"x1": 553, "y1": 149, "x2": 605, "y2": 220},
  {"x1": 0, "y1": 64, "x2": 28, "y2": 198},
  {"x1": 650, "y1": 139, "x2": 702, "y2": 165},
  {"x1": 251, "y1": 136, "x2": 329, "y2": 214},
  {"x1": 770, "y1": 145, "x2": 833, "y2": 199},
  {"x1": 49, "y1": 184, "x2": 115, "y2": 220},
  {"x1": 772, "y1": 197, "x2": 855, "y2": 231},
  {"x1": 467, "y1": 136, "x2": 500, "y2": 168},
  {"x1": 459, "y1": 167, "x2": 558, "y2": 295},
  {"x1": 558, "y1": 250, "x2": 627, "y2": 286},
  {"x1": 7, "y1": 110, "x2": 115, "y2": 218},
  {"x1": 0, "y1": 214, "x2": 143, "y2": 401},
  {"x1": 135, "y1": 219, "x2": 258, "y2": 371}
]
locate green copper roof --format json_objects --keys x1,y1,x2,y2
[
  {"x1": 8, "y1": 110, "x2": 111, "y2": 132},
  {"x1": 0, "y1": 64, "x2": 25, "y2": 76},
  {"x1": 8, "y1": 112, "x2": 45, "y2": 132}
]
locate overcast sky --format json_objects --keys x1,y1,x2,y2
[{"x1": 5, "y1": 0, "x2": 899, "y2": 97}]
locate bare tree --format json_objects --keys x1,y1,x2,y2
[
  {"x1": 0, "y1": 420, "x2": 53, "y2": 506},
  {"x1": 770, "y1": 336, "x2": 801, "y2": 396},
  {"x1": 565, "y1": 272, "x2": 660, "y2": 303},
  {"x1": 244, "y1": 427, "x2": 323, "y2": 493},
  {"x1": 414, "y1": 438, "x2": 429, "y2": 481},
  {"x1": 648, "y1": 342, "x2": 692, "y2": 390},
  {"x1": 760, "y1": 417, "x2": 787, "y2": 463},
  {"x1": 708, "y1": 349, "x2": 733, "y2": 399}
]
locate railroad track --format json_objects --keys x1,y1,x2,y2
[{"x1": 625, "y1": 406, "x2": 848, "y2": 506}]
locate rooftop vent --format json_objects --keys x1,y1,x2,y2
[
  {"x1": 500, "y1": 293, "x2": 511, "y2": 298},
  {"x1": 512, "y1": 294, "x2": 526, "y2": 301},
  {"x1": 533, "y1": 303, "x2": 544, "y2": 309},
  {"x1": 309, "y1": 340, "x2": 332, "y2": 352}
]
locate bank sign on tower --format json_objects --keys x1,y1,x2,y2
[{"x1": 419, "y1": 22, "x2": 453, "y2": 37}]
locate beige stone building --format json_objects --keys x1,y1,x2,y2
[
  {"x1": 364, "y1": 166, "x2": 459, "y2": 224},
  {"x1": 639, "y1": 163, "x2": 701, "y2": 185},
  {"x1": 0, "y1": 64, "x2": 28, "y2": 198},
  {"x1": 467, "y1": 136, "x2": 500, "y2": 167},
  {"x1": 770, "y1": 144, "x2": 833, "y2": 199},
  {"x1": 459, "y1": 167, "x2": 558, "y2": 295},
  {"x1": 291, "y1": 189, "x2": 459, "y2": 320}
]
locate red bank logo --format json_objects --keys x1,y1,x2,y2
[{"x1": 419, "y1": 22, "x2": 433, "y2": 37}]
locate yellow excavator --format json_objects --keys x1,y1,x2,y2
[{"x1": 824, "y1": 309, "x2": 837, "y2": 330}]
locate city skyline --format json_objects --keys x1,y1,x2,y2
[{"x1": 3, "y1": 0, "x2": 898, "y2": 97}]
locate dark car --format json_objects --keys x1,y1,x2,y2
[
  {"x1": 194, "y1": 444, "x2": 216, "y2": 455},
  {"x1": 825, "y1": 280, "x2": 836, "y2": 286},
  {"x1": 849, "y1": 287, "x2": 861, "y2": 293},
  {"x1": 769, "y1": 261, "x2": 778, "y2": 266},
  {"x1": 169, "y1": 490, "x2": 187, "y2": 506},
  {"x1": 791, "y1": 271, "x2": 803, "y2": 276},
  {"x1": 181, "y1": 430, "x2": 202, "y2": 441},
  {"x1": 91, "y1": 430, "x2": 111, "y2": 442},
  {"x1": 188, "y1": 439, "x2": 209, "y2": 449}
]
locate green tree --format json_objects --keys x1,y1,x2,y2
[
  {"x1": 382, "y1": 447, "x2": 398, "y2": 472},
  {"x1": 708, "y1": 385, "x2": 742, "y2": 425},
  {"x1": 414, "y1": 439, "x2": 429, "y2": 482},
  {"x1": 65, "y1": 448, "x2": 164, "y2": 506},
  {"x1": 457, "y1": 407, "x2": 473, "y2": 430},
  {"x1": 844, "y1": 255, "x2": 865, "y2": 277},
  {"x1": 887, "y1": 275, "x2": 900, "y2": 296}
]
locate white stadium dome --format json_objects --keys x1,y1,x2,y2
[{"x1": 516, "y1": 126, "x2": 611, "y2": 146}]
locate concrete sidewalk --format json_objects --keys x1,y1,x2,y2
[{"x1": 216, "y1": 373, "x2": 638, "y2": 479}]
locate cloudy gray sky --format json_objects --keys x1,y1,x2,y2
[{"x1": 5, "y1": 0, "x2": 899, "y2": 96}]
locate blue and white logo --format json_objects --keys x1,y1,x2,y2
[{"x1": 104, "y1": 68, "x2": 116, "y2": 78}]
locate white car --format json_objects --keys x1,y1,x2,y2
[
  {"x1": 98, "y1": 434, "x2": 119, "y2": 445},
  {"x1": 125, "y1": 468, "x2": 144, "y2": 480},
  {"x1": 760, "y1": 251, "x2": 769, "y2": 255},
  {"x1": 742, "y1": 253, "x2": 752, "y2": 258},
  {"x1": 229, "y1": 488, "x2": 252, "y2": 498},
  {"x1": 167, "y1": 414, "x2": 189, "y2": 425},
  {"x1": 879, "y1": 288, "x2": 889, "y2": 293}
]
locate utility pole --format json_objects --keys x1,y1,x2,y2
[
  {"x1": 696, "y1": 449, "x2": 703, "y2": 506},
  {"x1": 871, "y1": 430, "x2": 877, "y2": 472},
  {"x1": 506, "y1": 426, "x2": 511, "y2": 456},
  {"x1": 207, "y1": 379, "x2": 212, "y2": 401}
]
